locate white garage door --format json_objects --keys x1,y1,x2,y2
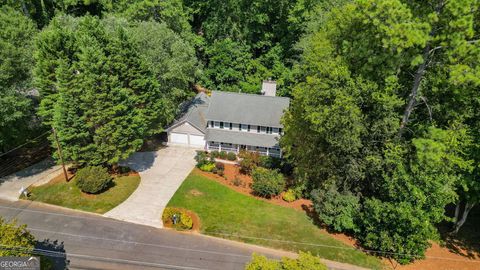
[
  {"x1": 189, "y1": 135, "x2": 205, "y2": 147},
  {"x1": 170, "y1": 133, "x2": 188, "y2": 145}
]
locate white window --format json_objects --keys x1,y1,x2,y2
[
  {"x1": 232, "y1": 123, "x2": 240, "y2": 130},
  {"x1": 214, "y1": 121, "x2": 220, "y2": 128},
  {"x1": 260, "y1": 126, "x2": 267, "y2": 133},
  {"x1": 272, "y1": 128, "x2": 279, "y2": 134},
  {"x1": 241, "y1": 124, "x2": 248, "y2": 131}
]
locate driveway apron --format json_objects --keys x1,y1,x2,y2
[{"x1": 104, "y1": 146, "x2": 197, "y2": 228}]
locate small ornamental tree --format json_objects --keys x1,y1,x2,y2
[
  {"x1": 75, "y1": 166, "x2": 112, "y2": 194},
  {"x1": 0, "y1": 218, "x2": 35, "y2": 257},
  {"x1": 251, "y1": 167, "x2": 285, "y2": 197}
]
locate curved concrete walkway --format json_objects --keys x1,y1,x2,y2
[{"x1": 104, "y1": 146, "x2": 197, "y2": 228}]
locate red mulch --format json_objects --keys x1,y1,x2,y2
[{"x1": 195, "y1": 164, "x2": 313, "y2": 212}]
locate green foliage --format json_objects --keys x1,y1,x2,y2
[
  {"x1": 358, "y1": 199, "x2": 435, "y2": 264},
  {"x1": 162, "y1": 207, "x2": 193, "y2": 230},
  {"x1": 282, "y1": 189, "x2": 296, "y2": 202},
  {"x1": 0, "y1": 218, "x2": 35, "y2": 257},
  {"x1": 311, "y1": 187, "x2": 360, "y2": 232},
  {"x1": 238, "y1": 150, "x2": 261, "y2": 174},
  {"x1": 210, "y1": 150, "x2": 220, "y2": 158},
  {"x1": 199, "y1": 163, "x2": 215, "y2": 172},
  {"x1": 75, "y1": 166, "x2": 112, "y2": 194},
  {"x1": 35, "y1": 15, "x2": 193, "y2": 165},
  {"x1": 0, "y1": 6, "x2": 38, "y2": 152},
  {"x1": 195, "y1": 151, "x2": 209, "y2": 167},
  {"x1": 251, "y1": 167, "x2": 286, "y2": 198},
  {"x1": 245, "y1": 252, "x2": 328, "y2": 270},
  {"x1": 226, "y1": 152, "x2": 237, "y2": 161},
  {"x1": 219, "y1": 151, "x2": 227, "y2": 159},
  {"x1": 282, "y1": 0, "x2": 480, "y2": 262}
]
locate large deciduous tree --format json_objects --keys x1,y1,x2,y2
[{"x1": 282, "y1": 0, "x2": 479, "y2": 263}]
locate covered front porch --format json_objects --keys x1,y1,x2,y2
[{"x1": 206, "y1": 141, "x2": 282, "y2": 158}]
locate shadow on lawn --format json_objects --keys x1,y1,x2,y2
[
  {"x1": 438, "y1": 205, "x2": 480, "y2": 259},
  {"x1": 35, "y1": 239, "x2": 69, "y2": 270}
]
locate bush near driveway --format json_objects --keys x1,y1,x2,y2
[
  {"x1": 245, "y1": 252, "x2": 328, "y2": 270},
  {"x1": 162, "y1": 207, "x2": 193, "y2": 230},
  {"x1": 75, "y1": 166, "x2": 112, "y2": 194},
  {"x1": 251, "y1": 167, "x2": 285, "y2": 198}
]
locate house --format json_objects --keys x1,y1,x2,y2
[{"x1": 167, "y1": 81, "x2": 290, "y2": 158}]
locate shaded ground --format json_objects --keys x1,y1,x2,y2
[
  {"x1": 167, "y1": 170, "x2": 382, "y2": 269},
  {"x1": 0, "y1": 134, "x2": 51, "y2": 178}
]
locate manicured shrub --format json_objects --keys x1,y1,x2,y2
[
  {"x1": 258, "y1": 155, "x2": 281, "y2": 169},
  {"x1": 282, "y1": 189, "x2": 296, "y2": 202},
  {"x1": 199, "y1": 163, "x2": 215, "y2": 172},
  {"x1": 311, "y1": 186, "x2": 360, "y2": 232},
  {"x1": 251, "y1": 167, "x2": 285, "y2": 198},
  {"x1": 226, "y1": 152, "x2": 237, "y2": 161},
  {"x1": 75, "y1": 166, "x2": 112, "y2": 194},
  {"x1": 162, "y1": 207, "x2": 193, "y2": 230},
  {"x1": 212, "y1": 167, "x2": 218, "y2": 174},
  {"x1": 180, "y1": 212, "x2": 193, "y2": 229},
  {"x1": 210, "y1": 150, "x2": 220, "y2": 158},
  {"x1": 238, "y1": 150, "x2": 260, "y2": 174},
  {"x1": 219, "y1": 151, "x2": 227, "y2": 159},
  {"x1": 195, "y1": 151, "x2": 209, "y2": 167}
]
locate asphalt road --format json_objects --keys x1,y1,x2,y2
[{"x1": 0, "y1": 200, "x2": 288, "y2": 270}]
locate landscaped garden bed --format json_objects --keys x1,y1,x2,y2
[
  {"x1": 167, "y1": 171, "x2": 383, "y2": 269},
  {"x1": 24, "y1": 168, "x2": 140, "y2": 214},
  {"x1": 162, "y1": 207, "x2": 201, "y2": 231}
]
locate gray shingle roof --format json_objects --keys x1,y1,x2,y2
[
  {"x1": 167, "y1": 92, "x2": 210, "y2": 133},
  {"x1": 205, "y1": 91, "x2": 290, "y2": 128},
  {"x1": 205, "y1": 129, "x2": 280, "y2": 148}
]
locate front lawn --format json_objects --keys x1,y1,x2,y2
[
  {"x1": 167, "y1": 170, "x2": 383, "y2": 269},
  {"x1": 26, "y1": 174, "x2": 140, "y2": 214}
]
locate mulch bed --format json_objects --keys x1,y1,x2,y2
[
  {"x1": 162, "y1": 208, "x2": 201, "y2": 232},
  {"x1": 194, "y1": 164, "x2": 313, "y2": 212}
]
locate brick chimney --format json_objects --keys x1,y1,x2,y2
[{"x1": 261, "y1": 79, "x2": 277, "y2": 96}]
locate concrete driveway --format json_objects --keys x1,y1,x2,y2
[{"x1": 104, "y1": 146, "x2": 197, "y2": 228}]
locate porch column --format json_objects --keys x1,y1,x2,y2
[
  {"x1": 206, "y1": 141, "x2": 209, "y2": 151},
  {"x1": 267, "y1": 147, "x2": 269, "y2": 156},
  {"x1": 219, "y1": 143, "x2": 222, "y2": 152},
  {"x1": 237, "y1": 144, "x2": 240, "y2": 153}
]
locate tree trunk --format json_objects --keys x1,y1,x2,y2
[
  {"x1": 398, "y1": 46, "x2": 430, "y2": 136},
  {"x1": 452, "y1": 202, "x2": 476, "y2": 234},
  {"x1": 454, "y1": 202, "x2": 461, "y2": 223}
]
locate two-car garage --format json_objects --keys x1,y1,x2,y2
[{"x1": 168, "y1": 122, "x2": 206, "y2": 148}]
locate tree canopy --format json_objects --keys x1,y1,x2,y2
[{"x1": 282, "y1": 0, "x2": 479, "y2": 263}]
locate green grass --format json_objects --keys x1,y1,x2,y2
[
  {"x1": 26, "y1": 175, "x2": 140, "y2": 214},
  {"x1": 167, "y1": 171, "x2": 383, "y2": 269}
]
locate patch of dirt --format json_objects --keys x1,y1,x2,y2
[{"x1": 189, "y1": 189, "x2": 203, "y2": 197}]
